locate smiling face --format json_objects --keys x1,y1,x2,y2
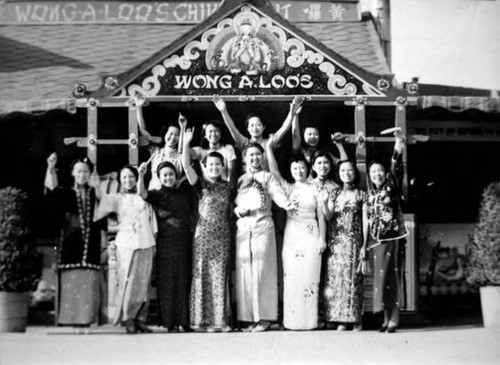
[
  {"x1": 164, "y1": 125, "x2": 180, "y2": 148},
  {"x1": 339, "y1": 161, "x2": 356, "y2": 185},
  {"x1": 303, "y1": 127, "x2": 320, "y2": 147},
  {"x1": 290, "y1": 160, "x2": 308, "y2": 183},
  {"x1": 246, "y1": 116, "x2": 265, "y2": 139},
  {"x1": 369, "y1": 163, "x2": 387, "y2": 188},
  {"x1": 312, "y1": 155, "x2": 331, "y2": 179},
  {"x1": 72, "y1": 162, "x2": 91, "y2": 186},
  {"x1": 204, "y1": 124, "x2": 221, "y2": 145},
  {"x1": 158, "y1": 166, "x2": 177, "y2": 188},
  {"x1": 204, "y1": 155, "x2": 223, "y2": 179},
  {"x1": 244, "y1": 146, "x2": 263, "y2": 170},
  {"x1": 120, "y1": 168, "x2": 137, "y2": 191}
]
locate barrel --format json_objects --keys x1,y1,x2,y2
[{"x1": 0, "y1": 292, "x2": 30, "y2": 332}]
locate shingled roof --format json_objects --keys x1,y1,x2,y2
[{"x1": 0, "y1": 13, "x2": 389, "y2": 114}]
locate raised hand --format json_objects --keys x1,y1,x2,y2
[
  {"x1": 290, "y1": 95, "x2": 305, "y2": 115},
  {"x1": 132, "y1": 93, "x2": 146, "y2": 107},
  {"x1": 184, "y1": 127, "x2": 195, "y2": 145},
  {"x1": 47, "y1": 152, "x2": 57, "y2": 169},
  {"x1": 331, "y1": 132, "x2": 345, "y2": 144},
  {"x1": 138, "y1": 162, "x2": 148, "y2": 176},
  {"x1": 212, "y1": 95, "x2": 227, "y2": 112},
  {"x1": 178, "y1": 113, "x2": 187, "y2": 130}
]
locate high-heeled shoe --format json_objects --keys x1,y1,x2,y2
[
  {"x1": 135, "y1": 320, "x2": 153, "y2": 333},
  {"x1": 125, "y1": 319, "x2": 137, "y2": 334},
  {"x1": 379, "y1": 324, "x2": 388, "y2": 333},
  {"x1": 387, "y1": 325, "x2": 398, "y2": 333}
]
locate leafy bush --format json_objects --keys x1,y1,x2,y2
[
  {"x1": 0, "y1": 187, "x2": 41, "y2": 292},
  {"x1": 466, "y1": 182, "x2": 500, "y2": 287}
]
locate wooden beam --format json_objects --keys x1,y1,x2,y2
[
  {"x1": 87, "y1": 107, "x2": 98, "y2": 165},
  {"x1": 395, "y1": 102, "x2": 408, "y2": 202},
  {"x1": 128, "y1": 105, "x2": 139, "y2": 166},
  {"x1": 354, "y1": 101, "x2": 367, "y2": 189}
]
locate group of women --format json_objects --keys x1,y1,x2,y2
[{"x1": 45, "y1": 95, "x2": 407, "y2": 335}]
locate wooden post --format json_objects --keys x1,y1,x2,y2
[
  {"x1": 395, "y1": 98, "x2": 408, "y2": 202},
  {"x1": 128, "y1": 105, "x2": 139, "y2": 166},
  {"x1": 87, "y1": 106, "x2": 98, "y2": 165},
  {"x1": 354, "y1": 97, "x2": 367, "y2": 190}
]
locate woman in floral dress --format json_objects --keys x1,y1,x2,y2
[
  {"x1": 233, "y1": 142, "x2": 291, "y2": 333},
  {"x1": 182, "y1": 127, "x2": 233, "y2": 332},
  {"x1": 367, "y1": 130, "x2": 407, "y2": 333},
  {"x1": 266, "y1": 142, "x2": 326, "y2": 330},
  {"x1": 97, "y1": 165, "x2": 157, "y2": 334},
  {"x1": 138, "y1": 160, "x2": 192, "y2": 332},
  {"x1": 321, "y1": 160, "x2": 368, "y2": 331}
]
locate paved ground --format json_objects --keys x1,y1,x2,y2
[{"x1": 1, "y1": 323, "x2": 499, "y2": 365}]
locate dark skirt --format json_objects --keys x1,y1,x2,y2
[{"x1": 371, "y1": 239, "x2": 405, "y2": 313}]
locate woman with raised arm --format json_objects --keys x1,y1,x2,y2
[
  {"x1": 190, "y1": 119, "x2": 237, "y2": 184},
  {"x1": 366, "y1": 129, "x2": 408, "y2": 333},
  {"x1": 137, "y1": 159, "x2": 192, "y2": 332},
  {"x1": 96, "y1": 165, "x2": 157, "y2": 334},
  {"x1": 44, "y1": 153, "x2": 107, "y2": 334},
  {"x1": 134, "y1": 95, "x2": 187, "y2": 189},
  {"x1": 291, "y1": 109, "x2": 348, "y2": 171},
  {"x1": 320, "y1": 160, "x2": 368, "y2": 331},
  {"x1": 310, "y1": 151, "x2": 339, "y2": 195},
  {"x1": 266, "y1": 141, "x2": 326, "y2": 330},
  {"x1": 212, "y1": 95, "x2": 304, "y2": 171},
  {"x1": 182, "y1": 127, "x2": 233, "y2": 332},
  {"x1": 233, "y1": 142, "x2": 291, "y2": 332}
]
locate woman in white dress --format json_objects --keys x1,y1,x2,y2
[
  {"x1": 266, "y1": 142, "x2": 326, "y2": 330},
  {"x1": 97, "y1": 165, "x2": 158, "y2": 334}
]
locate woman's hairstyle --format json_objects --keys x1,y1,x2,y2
[
  {"x1": 156, "y1": 161, "x2": 178, "y2": 179},
  {"x1": 119, "y1": 165, "x2": 139, "y2": 181},
  {"x1": 310, "y1": 150, "x2": 333, "y2": 179},
  {"x1": 159, "y1": 123, "x2": 181, "y2": 145},
  {"x1": 200, "y1": 119, "x2": 224, "y2": 149},
  {"x1": 242, "y1": 141, "x2": 265, "y2": 156},
  {"x1": 71, "y1": 157, "x2": 94, "y2": 173},
  {"x1": 290, "y1": 153, "x2": 310, "y2": 176},
  {"x1": 202, "y1": 151, "x2": 225, "y2": 167},
  {"x1": 336, "y1": 159, "x2": 361, "y2": 187},
  {"x1": 368, "y1": 159, "x2": 388, "y2": 174},
  {"x1": 301, "y1": 122, "x2": 321, "y2": 149},
  {"x1": 245, "y1": 113, "x2": 264, "y2": 129}
]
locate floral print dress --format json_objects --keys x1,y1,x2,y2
[
  {"x1": 280, "y1": 181, "x2": 323, "y2": 330},
  {"x1": 323, "y1": 186, "x2": 366, "y2": 324}
]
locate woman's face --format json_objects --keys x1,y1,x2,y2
[
  {"x1": 312, "y1": 156, "x2": 331, "y2": 179},
  {"x1": 245, "y1": 146, "x2": 263, "y2": 170},
  {"x1": 303, "y1": 127, "x2": 319, "y2": 147},
  {"x1": 72, "y1": 162, "x2": 91, "y2": 186},
  {"x1": 290, "y1": 161, "x2": 308, "y2": 183},
  {"x1": 247, "y1": 117, "x2": 265, "y2": 139},
  {"x1": 204, "y1": 124, "x2": 221, "y2": 145},
  {"x1": 339, "y1": 162, "x2": 356, "y2": 185},
  {"x1": 204, "y1": 156, "x2": 223, "y2": 179},
  {"x1": 120, "y1": 168, "x2": 137, "y2": 191},
  {"x1": 158, "y1": 166, "x2": 177, "y2": 188},
  {"x1": 164, "y1": 126, "x2": 180, "y2": 148},
  {"x1": 369, "y1": 163, "x2": 386, "y2": 188}
]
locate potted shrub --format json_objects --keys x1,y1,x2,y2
[
  {"x1": 0, "y1": 187, "x2": 42, "y2": 332},
  {"x1": 466, "y1": 181, "x2": 500, "y2": 329}
]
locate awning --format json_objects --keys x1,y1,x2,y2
[{"x1": 418, "y1": 96, "x2": 500, "y2": 113}]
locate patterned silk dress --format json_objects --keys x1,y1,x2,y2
[
  {"x1": 323, "y1": 186, "x2": 366, "y2": 324},
  {"x1": 146, "y1": 184, "x2": 192, "y2": 328},
  {"x1": 190, "y1": 179, "x2": 233, "y2": 329}
]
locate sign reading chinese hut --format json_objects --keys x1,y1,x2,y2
[{"x1": 122, "y1": 7, "x2": 383, "y2": 98}]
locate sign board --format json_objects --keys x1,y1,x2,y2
[
  {"x1": 118, "y1": 6, "x2": 382, "y2": 98},
  {"x1": 0, "y1": 1, "x2": 360, "y2": 24}
]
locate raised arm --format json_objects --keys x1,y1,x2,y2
[
  {"x1": 292, "y1": 112, "x2": 301, "y2": 155},
  {"x1": 212, "y1": 95, "x2": 247, "y2": 147},
  {"x1": 44, "y1": 152, "x2": 59, "y2": 192},
  {"x1": 331, "y1": 132, "x2": 349, "y2": 162},
  {"x1": 181, "y1": 127, "x2": 199, "y2": 186},
  {"x1": 271, "y1": 95, "x2": 305, "y2": 147},
  {"x1": 390, "y1": 129, "x2": 405, "y2": 191},
  {"x1": 133, "y1": 96, "x2": 162, "y2": 144},
  {"x1": 178, "y1": 113, "x2": 187, "y2": 154},
  {"x1": 137, "y1": 162, "x2": 148, "y2": 200},
  {"x1": 265, "y1": 137, "x2": 284, "y2": 182}
]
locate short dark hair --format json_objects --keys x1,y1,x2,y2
[
  {"x1": 336, "y1": 159, "x2": 361, "y2": 187},
  {"x1": 243, "y1": 141, "x2": 264, "y2": 156},
  {"x1": 156, "y1": 161, "x2": 178, "y2": 179},
  {"x1": 119, "y1": 165, "x2": 139, "y2": 181},
  {"x1": 71, "y1": 157, "x2": 94, "y2": 173},
  {"x1": 310, "y1": 150, "x2": 333, "y2": 179},
  {"x1": 202, "y1": 151, "x2": 225, "y2": 167},
  {"x1": 245, "y1": 114, "x2": 264, "y2": 129},
  {"x1": 290, "y1": 153, "x2": 310, "y2": 176},
  {"x1": 200, "y1": 120, "x2": 224, "y2": 149}
]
